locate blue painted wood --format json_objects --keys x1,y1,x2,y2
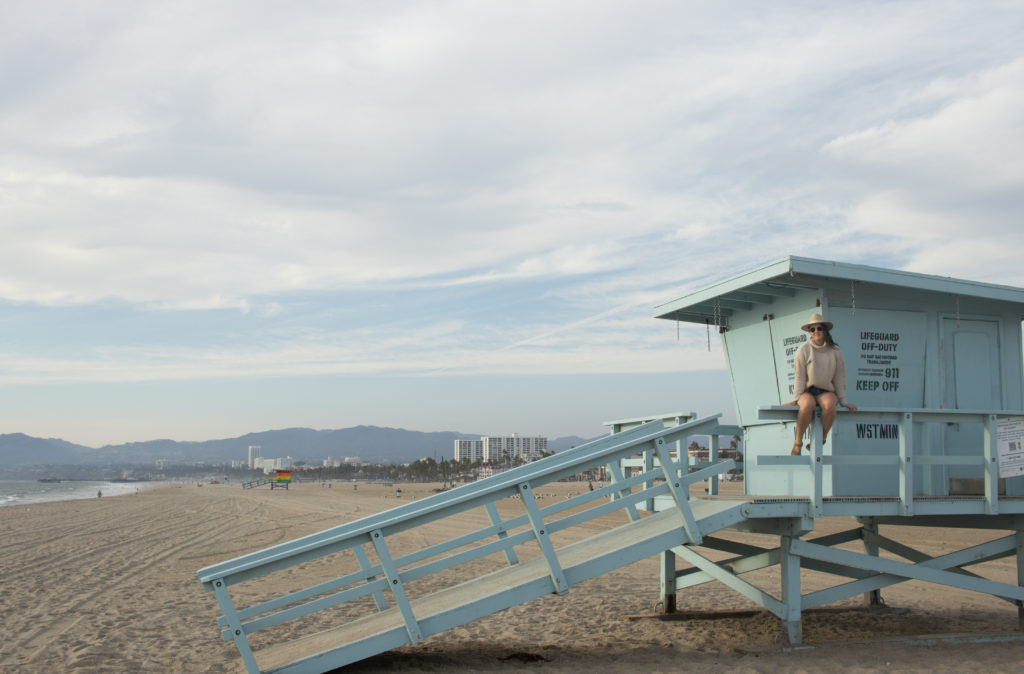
[
  {"x1": 757, "y1": 407, "x2": 1024, "y2": 514},
  {"x1": 797, "y1": 535, "x2": 1020, "y2": 607},
  {"x1": 353, "y1": 544, "x2": 388, "y2": 611},
  {"x1": 484, "y1": 501, "x2": 519, "y2": 567},
  {"x1": 370, "y1": 528, "x2": 421, "y2": 643},
  {"x1": 675, "y1": 544, "x2": 786, "y2": 617},
  {"x1": 198, "y1": 415, "x2": 741, "y2": 672},
  {"x1": 518, "y1": 481, "x2": 568, "y2": 595},
  {"x1": 780, "y1": 536, "x2": 802, "y2": 643}
]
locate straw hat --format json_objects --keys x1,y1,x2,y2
[{"x1": 801, "y1": 313, "x2": 833, "y2": 332}]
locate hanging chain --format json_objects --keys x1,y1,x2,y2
[
  {"x1": 706, "y1": 319, "x2": 710, "y2": 351},
  {"x1": 851, "y1": 280, "x2": 856, "y2": 316}
]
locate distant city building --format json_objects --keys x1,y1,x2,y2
[
  {"x1": 322, "y1": 456, "x2": 364, "y2": 467},
  {"x1": 248, "y1": 445, "x2": 262, "y2": 469},
  {"x1": 454, "y1": 434, "x2": 547, "y2": 463},
  {"x1": 155, "y1": 459, "x2": 171, "y2": 470},
  {"x1": 254, "y1": 456, "x2": 293, "y2": 474},
  {"x1": 454, "y1": 439, "x2": 484, "y2": 463}
]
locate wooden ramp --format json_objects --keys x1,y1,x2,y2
[
  {"x1": 197, "y1": 415, "x2": 742, "y2": 674},
  {"x1": 259, "y1": 500, "x2": 745, "y2": 673}
]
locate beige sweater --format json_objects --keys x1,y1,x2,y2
[{"x1": 792, "y1": 341, "x2": 848, "y2": 404}]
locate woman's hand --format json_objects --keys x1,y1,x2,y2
[
  {"x1": 782, "y1": 400, "x2": 797, "y2": 406},
  {"x1": 842, "y1": 402, "x2": 858, "y2": 412}
]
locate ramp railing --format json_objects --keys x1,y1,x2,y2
[{"x1": 198, "y1": 414, "x2": 735, "y2": 673}]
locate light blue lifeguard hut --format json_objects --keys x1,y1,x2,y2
[
  {"x1": 653, "y1": 255, "x2": 1024, "y2": 501},
  {"x1": 198, "y1": 256, "x2": 1024, "y2": 673}
]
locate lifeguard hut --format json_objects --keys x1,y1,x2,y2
[
  {"x1": 197, "y1": 256, "x2": 1024, "y2": 673},
  {"x1": 645, "y1": 256, "x2": 1024, "y2": 639},
  {"x1": 653, "y1": 256, "x2": 1024, "y2": 499}
]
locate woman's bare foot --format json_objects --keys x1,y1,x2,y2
[{"x1": 790, "y1": 441, "x2": 802, "y2": 456}]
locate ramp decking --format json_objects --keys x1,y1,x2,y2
[{"x1": 257, "y1": 499, "x2": 745, "y2": 673}]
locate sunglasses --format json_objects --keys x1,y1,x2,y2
[{"x1": 810, "y1": 325, "x2": 827, "y2": 332}]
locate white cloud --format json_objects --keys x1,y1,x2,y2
[
  {"x1": 2, "y1": 0, "x2": 1024, "y2": 387},
  {"x1": 822, "y1": 57, "x2": 1024, "y2": 283}
]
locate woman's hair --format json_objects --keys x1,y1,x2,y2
[{"x1": 822, "y1": 328, "x2": 838, "y2": 348}]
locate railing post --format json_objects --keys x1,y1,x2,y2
[
  {"x1": 607, "y1": 462, "x2": 640, "y2": 522},
  {"x1": 653, "y1": 438, "x2": 703, "y2": 545},
  {"x1": 211, "y1": 578, "x2": 261, "y2": 674},
  {"x1": 370, "y1": 529, "x2": 423, "y2": 643},
  {"x1": 353, "y1": 543, "x2": 389, "y2": 610},
  {"x1": 899, "y1": 412, "x2": 914, "y2": 516},
  {"x1": 985, "y1": 414, "x2": 1000, "y2": 515},
  {"x1": 485, "y1": 501, "x2": 520, "y2": 566},
  {"x1": 810, "y1": 414, "x2": 823, "y2": 518},
  {"x1": 519, "y1": 482, "x2": 569, "y2": 595}
]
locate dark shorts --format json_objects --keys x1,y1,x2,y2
[{"x1": 807, "y1": 386, "x2": 832, "y2": 397}]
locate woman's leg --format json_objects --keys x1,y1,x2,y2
[
  {"x1": 818, "y1": 392, "x2": 839, "y2": 444},
  {"x1": 792, "y1": 392, "x2": 816, "y2": 454}
]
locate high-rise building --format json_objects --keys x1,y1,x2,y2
[
  {"x1": 453, "y1": 439, "x2": 484, "y2": 463},
  {"x1": 454, "y1": 434, "x2": 547, "y2": 463},
  {"x1": 248, "y1": 445, "x2": 262, "y2": 469}
]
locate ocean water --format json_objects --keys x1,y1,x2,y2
[{"x1": 0, "y1": 480, "x2": 159, "y2": 507}]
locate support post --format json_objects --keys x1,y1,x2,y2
[
  {"x1": 709, "y1": 434, "x2": 720, "y2": 496},
  {"x1": 645, "y1": 447, "x2": 655, "y2": 512},
  {"x1": 860, "y1": 519, "x2": 884, "y2": 608},
  {"x1": 780, "y1": 535, "x2": 802, "y2": 644},
  {"x1": 1017, "y1": 530, "x2": 1024, "y2": 630},
  {"x1": 660, "y1": 549, "x2": 677, "y2": 614}
]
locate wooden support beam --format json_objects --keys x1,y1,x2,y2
[
  {"x1": 370, "y1": 528, "x2": 422, "y2": 643},
  {"x1": 519, "y1": 482, "x2": 569, "y2": 595},
  {"x1": 660, "y1": 550, "x2": 677, "y2": 614},
  {"x1": 780, "y1": 536, "x2": 802, "y2": 644},
  {"x1": 793, "y1": 535, "x2": 1024, "y2": 605}
]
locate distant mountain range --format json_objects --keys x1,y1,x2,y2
[{"x1": 0, "y1": 427, "x2": 596, "y2": 468}]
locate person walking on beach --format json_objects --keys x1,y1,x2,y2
[{"x1": 785, "y1": 313, "x2": 857, "y2": 455}]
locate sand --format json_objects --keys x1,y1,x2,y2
[{"x1": 2, "y1": 480, "x2": 1023, "y2": 673}]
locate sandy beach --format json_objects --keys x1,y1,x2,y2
[{"x1": 2, "y1": 480, "x2": 1023, "y2": 673}]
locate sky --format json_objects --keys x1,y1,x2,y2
[{"x1": 2, "y1": 1, "x2": 1023, "y2": 448}]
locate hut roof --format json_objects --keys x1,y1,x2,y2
[{"x1": 654, "y1": 256, "x2": 1024, "y2": 325}]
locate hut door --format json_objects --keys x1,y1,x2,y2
[{"x1": 941, "y1": 319, "x2": 1001, "y2": 490}]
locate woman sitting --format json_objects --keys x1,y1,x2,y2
[{"x1": 785, "y1": 313, "x2": 857, "y2": 455}]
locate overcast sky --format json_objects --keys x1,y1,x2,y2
[{"x1": 2, "y1": 2, "x2": 1023, "y2": 447}]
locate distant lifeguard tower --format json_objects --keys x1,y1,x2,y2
[{"x1": 198, "y1": 257, "x2": 1024, "y2": 673}]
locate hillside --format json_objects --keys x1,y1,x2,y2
[{"x1": 0, "y1": 427, "x2": 594, "y2": 469}]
